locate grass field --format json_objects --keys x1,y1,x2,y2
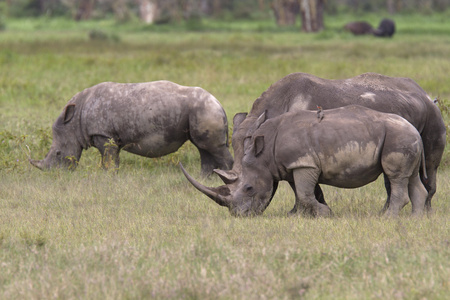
[{"x1": 1, "y1": 13, "x2": 450, "y2": 299}]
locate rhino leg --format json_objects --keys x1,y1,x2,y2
[
  {"x1": 93, "y1": 136, "x2": 120, "y2": 171},
  {"x1": 197, "y1": 148, "x2": 219, "y2": 177},
  {"x1": 288, "y1": 183, "x2": 328, "y2": 215},
  {"x1": 422, "y1": 123, "x2": 446, "y2": 214},
  {"x1": 408, "y1": 174, "x2": 427, "y2": 217},
  {"x1": 380, "y1": 174, "x2": 392, "y2": 214},
  {"x1": 314, "y1": 184, "x2": 327, "y2": 206},
  {"x1": 423, "y1": 166, "x2": 437, "y2": 214},
  {"x1": 191, "y1": 139, "x2": 233, "y2": 177},
  {"x1": 383, "y1": 178, "x2": 410, "y2": 217},
  {"x1": 291, "y1": 168, "x2": 333, "y2": 218}
]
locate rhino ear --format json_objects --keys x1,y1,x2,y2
[
  {"x1": 255, "y1": 111, "x2": 266, "y2": 130},
  {"x1": 214, "y1": 169, "x2": 238, "y2": 184},
  {"x1": 233, "y1": 113, "x2": 248, "y2": 130},
  {"x1": 246, "y1": 111, "x2": 267, "y2": 137},
  {"x1": 63, "y1": 104, "x2": 76, "y2": 124},
  {"x1": 254, "y1": 136, "x2": 265, "y2": 157}
]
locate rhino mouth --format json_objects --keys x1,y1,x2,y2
[
  {"x1": 181, "y1": 163, "x2": 280, "y2": 217},
  {"x1": 229, "y1": 201, "x2": 264, "y2": 217}
]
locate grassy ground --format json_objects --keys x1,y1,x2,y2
[{"x1": 1, "y1": 13, "x2": 450, "y2": 299}]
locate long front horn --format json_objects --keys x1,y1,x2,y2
[{"x1": 179, "y1": 163, "x2": 231, "y2": 207}]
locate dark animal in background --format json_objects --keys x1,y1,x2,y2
[
  {"x1": 344, "y1": 21, "x2": 374, "y2": 35},
  {"x1": 373, "y1": 18, "x2": 396, "y2": 37},
  {"x1": 30, "y1": 81, "x2": 234, "y2": 176},
  {"x1": 181, "y1": 106, "x2": 428, "y2": 218}
]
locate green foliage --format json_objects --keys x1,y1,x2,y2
[{"x1": 0, "y1": 14, "x2": 449, "y2": 299}]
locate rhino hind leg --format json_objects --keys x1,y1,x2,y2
[
  {"x1": 380, "y1": 174, "x2": 392, "y2": 214},
  {"x1": 383, "y1": 178, "x2": 411, "y2": 217},
  {"x1": 422, "y1": 167, "x2": 437, "y2": 214},
  {"x1": 408, "y1": 174, "x2": 427, "y2": 217}
]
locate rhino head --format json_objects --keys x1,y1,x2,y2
[
  {"x1": 29, "y1": 104, "x2": 82, "y2": 170},
  {"x1": 180, "y1": 112, "x2": 278, "y2": 216}
]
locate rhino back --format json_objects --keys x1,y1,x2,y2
[
  {"x1": 80, "y1": 81, "x2": 202, "y2": 157},
  {"x1": 273, "y1": 107, "x2": 390, "y2": 187},
  {"x1": 249, "y1": 72, "x2": 431, "y2": 132}
]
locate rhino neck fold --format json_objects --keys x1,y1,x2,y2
[{"x1": 71, "y1": 93, "x2": 91, "y2": 150}]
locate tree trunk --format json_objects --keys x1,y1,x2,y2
[
  {"x1": 300, "y1": 0, "x2": 324, "y2": 32},
  {"x1": 258, "y1": 0, "x2": 265, "y2": 12},
  {"x1": 139, "y1": 0, "x2": 158, "y2": 23},
  {"x1": 75, "y1": 0, "x2": 94, "y2": 21},
  {"x1": 271, "y1": 0, "x2": 300, "y2": 26},
  {"x1": 387, "y1": 0, "x2": 396, "y2": 14}
]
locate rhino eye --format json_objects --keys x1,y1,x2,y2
[
  {"x1": 244, "y1": 184, "x2": 254, "y2": 195},
  {"x1": 56, "y1": 150, "x2": 61, "y2": 156}
]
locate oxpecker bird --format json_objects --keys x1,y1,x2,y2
[{"x1": 317, "y1": 105, "x2": 324, "y2": 122}]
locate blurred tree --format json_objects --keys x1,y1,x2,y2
[
  {"x1": 111, "y1": 0, "x2": 133, "y2": 21},
  {"x1": 340, "y1": 0, "x2": 449, "y2": 13},
  {"x1": 2, "y1": 0, "x2": 448, "y2": 21},
  {"x1": 138, "y1": 0, "x2": 157, "y2": 23},
  {"x1": 271, "y1": 0, "x2": 299, "y2": 26},
  {"x1": 271, "y1": 0, "x2": 324, "y2": 32},
  {"x1": 74, "y1": 0, "x2": 94, "y2": 20},
  {"x1": 300, "y1": 0, "x2": 324, "y2": 32}
]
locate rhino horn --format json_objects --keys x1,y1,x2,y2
[
  {"x1": 29, "y1": 159, "x2": 44, "y2": 170},
  {"x1": 213, "y1": 169, "x2": 238, "y2": 184},
  {"x1": 180, "y1": 163, "x2": 231, "y2": 208}
]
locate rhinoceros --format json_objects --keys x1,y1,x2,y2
[
  {"x1": 29, "y1": 81, "x2": 233, "y2": 175},
  {"x1": 181, "y1": 106, "x2": 428, "y2": 217},
  {"x1": 223, "y1": 72, "x2": 445, "y2": 213}
]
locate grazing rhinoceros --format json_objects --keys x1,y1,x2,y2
[
  {"x1": 29, "y1": 81, "x2": 233, "y2": 176},
  {"x1": 181, "y1": 106, "x2": 428, "y2": 217},
  {"x1": 223, "y1": 72, "x2": 445, "y2": 213}
]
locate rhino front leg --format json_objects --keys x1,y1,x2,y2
[
  {"x1": 197, "y1": 148, "x2": 217, "y2": 177},
  {"x1": 92, "y1": 136, "x2": 120, "y2": 171},
  {"x1": 288, "y1": 183, "x2": 328, "y2": 215},
  {"x1": 292, "y1": 168, "x2": 333, "y2": 218},
  {"x1": 196, "y1": 146, "x2": 233, "y2": 177}
]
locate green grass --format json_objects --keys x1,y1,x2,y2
[{"x1": 1, "y1": 14, "x2": 450, "y2": 299}]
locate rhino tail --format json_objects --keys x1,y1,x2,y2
[{"x1": 421, "y1": 149, "x2": 429, "y2": 187}]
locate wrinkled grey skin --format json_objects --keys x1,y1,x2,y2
[
  {"x1": 222, "y1": 72, "x2": 445, "y2": 213},
  {"x1": 181, "y1": 106, "x2": 428, "y2": 217},
  {"x1": 30, "y1": 81, "x2": 233, "y2": 175}
]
